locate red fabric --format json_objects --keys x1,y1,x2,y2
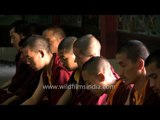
[
  {"x1": 110, "y1": 80, "x2": 130, "y2": 105},
  {"x1": 96, "y1": 93, "x2": 108, "y2": 105},
  {"x1": 69, "y1": 72, "x2": 99, "y2": 105},
  {"x1": 43, "y1": 53, "x2": 72, "y2": 105},
  {"x1": 78, "y1": 89, "x2": 99, "y2": 105},
  {"x1": 109, "y1": 80, "x2": 157, "y2": 105},
  {"x1": 50, "y1": 67, "x2": 72, "y2": 104},
  {"x1": 71, "y1": 65, "x2": 119, "y2": 105}
]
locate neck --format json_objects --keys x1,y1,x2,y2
[
  {"x1": 44, "y1": 53, "x2": 53, "y2": 70},
  {"x1": 133, "y1": 74, "x2": 147, "y2": 95}
]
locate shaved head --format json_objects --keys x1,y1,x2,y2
[
  {"x1": 74, "y1": 34, "x2": 101, "y2": 56},
  {"x1": 117, "y1": 40, "x2": 149, "y2": 63},
  {"x1": 58, "y1": 36, "x2": 77, "y2": 53},
  {"x1": 82, "y1": 56, "x2": 117, "y2": 97},
  {"x1": 43, "y1": 26, "x2": 66, "y2": 41},
  {"x1": 20, "y1": 35, "x2": 51, "y2": 53},
  {"x1": 82, "y1": 56, "x2": 111, "y2": 75}
]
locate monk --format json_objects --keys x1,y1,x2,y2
[
  {"x1": 21, "y1": 34, "x2": 72, "y2": 105},
  {"x1": 145, "y1": 49, "x2": 160, "y2": 105}
]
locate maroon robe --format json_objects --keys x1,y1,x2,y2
[{"x1": 43, "y1": 53, "x2": 72, "y2": 105}]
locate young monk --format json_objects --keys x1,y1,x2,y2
[
  {"x1": 57, "y1": 36, "x2": 79, "y2": 105},
  {"x1": 21, "y1": 35, "x2": 72, "y2": 105},
  {"x1": 81, "y1": 56, "x2": 119, "y2": 105},
  {"x1": 58, "y1": 36, "x2": 78, "y2": 71},
  {"x1": 114, "y1": 40, "x2": 152, "y2": 105},
  {"x1": 145, "y1": 49, "x2": 160, "y2": 105}
]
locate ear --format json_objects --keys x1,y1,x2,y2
[
  {"x1": 39, "y1": 49, "x2": 45, "y2": 59},
  {"x1": 97, "y1": 73, "x2": 105, "y2": 82},
  {"x1": 137, "y1": 58, "x2": 145, "y2": 70}
]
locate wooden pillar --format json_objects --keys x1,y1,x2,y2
[{"x1": 99, "y1": 15, "x2": 118, "y2": 58}]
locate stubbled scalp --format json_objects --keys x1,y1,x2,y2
[
  {"x1": 58, "y1": 36, "x2": 77, "y2": 53},
  {"x1": 74, "y1": 34, "x2": 101, "y2": 56}
]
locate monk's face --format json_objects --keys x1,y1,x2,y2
[
  {"x1": 146, "y1": 62, "x2": 160, "y2": 97},
  {"x1": 43, "y1": 30, "x2": 60, "y2": 53},
  {"x1": 116, "y1": 52, "x2": 140, "y2": 85},
  {"x1": 9, "y1": 27, "x2": 21, "y2": 50},
  {"x1": 58, "y1": 49, "x2": 78, "y2": 71},
  {"x1": 22, "y1": 47, "x2": 45, "y2": 71}
]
